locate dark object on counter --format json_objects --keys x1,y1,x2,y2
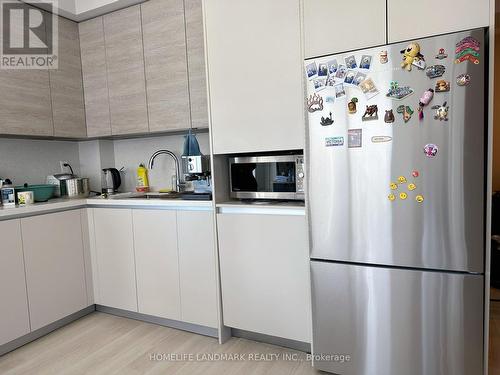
[
  {"x1": 102, "y1": 168, "x2": 121, "y2": 194},
  {"x1": 180, "y1": 192, "x2": 212, "y2": 201},
  {"x1": 15, "y1": 184, "x2": 56, "y2": 202}
]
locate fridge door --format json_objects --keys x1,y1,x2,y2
[
  {"x1": 306, "y1": 29, "x2": 485, "y2": 273},
  {"x1": 310, "y1": 261, "x2": 484, "y2": 375}
]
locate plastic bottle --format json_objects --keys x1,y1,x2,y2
[{"x1": 136, "y1": 164, "x2": 150, "y2": 192}]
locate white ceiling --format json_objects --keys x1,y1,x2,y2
[{"x1": 24, "y1": 0, "x2": 147, "y2": 22}]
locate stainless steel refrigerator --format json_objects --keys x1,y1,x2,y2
[{"x1": 305, "y1": 29, "x2": 486, "y2": 375}]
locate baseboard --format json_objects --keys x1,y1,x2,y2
[
  {"x1": 231, "y1": 328, "x2": 311, "y2": 353},
  {"x1": 0, "y1": 305, "x2": 96, "y2": 356},
  {"x1": 95, "y1": 305, "x2": 218, "y2": 338}
]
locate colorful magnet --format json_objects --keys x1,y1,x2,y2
[
  {"x1": 386, "y1": 82, "x2": 414, "y2": 100},
  {"x1": 417, "y1": 88, "x2": 435, "y2": 120},
  {"x1": 325, "y1": 136, "x2": 344, "y2": 147},
  {"x1": 456, "y1": 73, "x2": 471, "y2": 86},
  {"x1": 359, "y1": 78, "x2": 379, "y2": 100},
  {"x1": 400, "y1": 42, "x2": 424, "y2": 71},
  {"x1": 431, "y1": 101, "x2": 449, "y2": 121},
  {"x1": 362, "y1": 105, "x2": 379, "y2": 121},
  {"x1": 412, "y1": 170, "x2": 419, "y2": 178},
  {"x1": 434, "y1": 80, "x2": 450, "y2": 92},
  {"x1": 455, "y1": 37, "x2": 480, "y2": 64},
  {"x1": 384, "y1": 109, "x2": 395, "y2": 123},
  {"x1": 388, "y1": 193, "x2": 396, "y2": 201},
  {"x1": 390, "y1": 182, "x2": 398, "y2": 190},
  {"x1": 396, "y1": 105, "x2": 414, "y2": 123},
  {"x1": 320, "y1": 112, "x2": 334, "y2": 126},
  {"x1": 408, "y1": 183, "x2": 416, "y2": 191},
  {"x1": 412, "y1": 59, "x2": 426, "y2": 70},
  {"x1": 416, "y1": 195, "x2": 424, "y2": 203},
  {"x1": 435, "y1": 48, "x2": 448, "y2": 59},
  {"x1": 360, "y1": 55, "x2": 372, "y2": 69},
  {"x1": 379, "y1": 50, "x2": 388, "y2": 64},
  {"x1": 399, "y1": 192, "x2": 408, "y2": 200},
  {"x1": 325, "y1": 96, "x2": 335, "y2": 103},
  {"x1": 424, "y1": 143, "x2": 438, "y2": 158},
  {"x1": 398, "y1": 176, "x2": 407, "y2": 184},
  {"x1": 372, "y1": 136, "x2": 393, "y2": 143},
  {"x1": 425, "y1": 65, "x2": 446, "y2": 79},
  {"x1": 307, "y1": 93, "x2": 324, "y2": 113},
  {"x1": 348, "y1": 98, "x2": 358, "y2": 114},
  {"x1": 348, "y1": 129, "x2": 362, "y2": 148}
]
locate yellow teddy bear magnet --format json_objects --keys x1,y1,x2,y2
[{"x1": 400, "y1": 42, "x2": 424, "y2": 71}]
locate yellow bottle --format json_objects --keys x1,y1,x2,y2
[{"x1": 136, "y1": 163, "x2": 150, "y2": 192}]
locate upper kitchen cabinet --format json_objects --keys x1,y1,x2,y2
[
  {"x1": 204, "y1": 0, "x2": 305, "y2": 154},
  {"x1": 49, "y1": 17, "x2": 86, "y2": 138},
  {"x1": 303, "y1": 0, "x2": 386, "y2": 58},
  {"x1": 141, "y1": 0, "x2": 191, "y2": 132},
  {"x1": 184, "y1": 0, "x2": 209, "y2": 129},
  {"x1": 103, "y1": 6, "x2": 149, "y2": 135},
  {"x1": 79, "y1": 17, "x2": 112, "y2": 137},
  {"x1": 387, "y1": 0, "x2": 489, "y2": 43}
]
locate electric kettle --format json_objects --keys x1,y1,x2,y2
[{"x1": 102, "y1": 168, "x2": 121, "y2": 194}]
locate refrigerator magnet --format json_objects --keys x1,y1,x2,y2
[
  {"x1": 399, "y1": 192, "x2": 408, "y2": 200},
  {"x1": 386, "y1": 82, "x2": 414, "y2": 100},
  {"x1": 305, "y1": 62, "x2": 318, "y2": 80},
  {"x1": 348, "y1": 129, "x2": 362, "y2": 148},
  {"x1": 348, "y1": 98, "x2": 358, "y2": 114},
  {"x1": 335, "y1": 64, "x2": 347, "y2": 79},
  {"x1": 424, "y1": 144, "x2": 438, "y2": 158},
  {"x1": 412, "y1": 59, "x2": 427, "y2": 70},
  {"x1": 390, "y1": 182, "x2": 398, "y2": 190},
  {"x1": 318, "y1": 63, "x2": 329, "y2": 77},
  {"x1": 379, "y1": 50, "x2": 388, "y2": 64},
  {"x1": 359, "y1": 78, "x2": 379, "y2": 100},
  {"x1": 435, "y1": 48, "x2": 448, "y2": 59},
  {"x1": 334, "y1": 83, "x2": 346, "y2": 98},
  {"x1": 416, "y1": 195, "x2": 424, "y2": 203},
  {"x1": 360, "y1": 55, "x2": 372, "y2": 69},
  {"x1": 353, "y1": 72, "x2": 367, "y2": 86},
  {"x1": 431, "y1": 102, "x2": 449, "y2": 121},
  {"x1": 325, "y1": 96, "x2": 335, "y2": 103},
  {"x1": 344, "y1": 70, "x2": 356, "y2": 85},
  {"x1": 325, "y1": 136, "x2": 344, "y2": 147},
  {"x1": 408, "y1": 183, "x2": 417, "y2": 191},
  {"x1": 418, "y1": 88, "x2": 434, "y2": 120},
  {"x1": 396, "y1": 105, "x2": 414, "y2": 123},
  {"x1": 361, "y1": 105, "x2": 379, "y2": 121},
  {"x1": 327, "y1": 59, "x2": 338, "y2": 75},
  {"x1": 434, "y1": 80, "x2": 450, "y2": 92},
  {"x1": 388, "y1": 193, "x2": 396, "y2": 201},
  {"x1": 307, "y1": 93, "x2": 324, "y2": 113},
  {"x1": 344, "y1": 55, "x2": 357, "y2": 69},
  {"x1": 400, "y1": 42, "x2": 424, "y2": 71},
  {"x1": 384, "y1": 109, "x2": 395, "y2": 123},
  {"x1": 313, "y1": 78, "x2": 326, "y2": 92},
  {"x1": 371, "y1": 136, "x2": 393, "y2": 143},
  {"x1": 320, "y1": 112, "x2": 334, "y2": 126},
  {"x1": 456, "y1": 74, "x2": 471, "y2": 86},
  {"x1": 325, "y1": 76, "x2": 336, "y2": 87},
  {"x1": 412, "y1": 170, "x2": 419, "y2": 178},
  {"x1": 426, "y1": 65, "x2": 446, "y2": 79},
  {"x1": 398, "y1": 176, "x2": 407, "y2": 184}
]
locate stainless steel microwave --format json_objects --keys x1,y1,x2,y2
[{"x1": 229, "y1": 154, "x2": 305, "y2": 200}]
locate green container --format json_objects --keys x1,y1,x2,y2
[{"x1": 15, "y1": 184, "x2": 56, "y2": 202}]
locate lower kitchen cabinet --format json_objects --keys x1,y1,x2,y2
[
  {"x1": 133, "y1": 209, "x2": 181, "y2": 320},
  {"x1": 92, "y1": 208, "x2": 138, "y2": 311},
  {"x1": 21, "y1": 210, "x2": 87, "y2": 331},
  {"x1": 0, "y1": 220, "x2": 30, "y2": 345},
  {"x1": 177, "y1": 210, "x2": 218, "y2": 328},
  {"x1": 217, "y1": 212, "x2": 311, "y2": 342}
]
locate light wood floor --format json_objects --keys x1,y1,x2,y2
[{"x1": 0, "y1": 312, "x2": 320, "y2": 375}]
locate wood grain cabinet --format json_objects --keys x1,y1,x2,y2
[
  {"x1": 204, "y1": 0, "x2": 305, "y2": 154},
  {"x1": 217, "y1": 212, "x2": 311, "y2": 342},
  {"x1": 79, "y1": 17, "x2": 112, "y2": 137},
  {"x1": 50, "y1": 17, "x2": 86, "y2": 138},
  {"x1": 303, "y1": 0, "x2": 386, "y2": 58},
  {"x1": 387, "y1": 0, "x2": 489, "y2": 43},
  {"x1": 141, "y1": 0, "x2": 191, "y2": 132},
  {"x1": 21, "y1": 211, "x2": 87, "y2": 331},
  {"x1": 0, "y1": 220, "x2": 30, "y2": 346},
  {"x1": 103, "y1": 5, "x2": 149, "y2": 135},
  {"x1": 133, "y1": 209, "x2": 181, "y2": 320}
]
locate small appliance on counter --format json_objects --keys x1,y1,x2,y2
[
  {"x1": 181, "y1": 129, "x2": 212, "y2": 196},
  {"x1": 102, "y1": 168, "x2": 122, "y2": 195},
  {"x1": 229, "y1": 152, "x2": 305, "y2": 201},
  {"x1": 47, "y1": 162, "x2": 90, "y2": 198}
]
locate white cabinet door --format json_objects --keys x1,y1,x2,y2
[
  {"x1": 388, "y1": 0, "x2": 489, "y2": 43},
  {"x1": 177, "y1": 210, "x2": 218, "y2": 328},
  {"x1": 22, "y1": 211, "x2": 87, "y2": 331},
  {"x1": 217, "y1": 213, "x2": 311, "y2": 342},
  {"x1": 0, "y1": 220, "x2": 30, "y2": 345},
  {"x1": 204, "y1": 0, "x2": 305, "y2": 154},
  {"x1": 304, "y1": 0, "x2": 386, "y2": 58},
  {"x1": 133, "y1": 209, "x2": 181, "y2": 320},
  {"x1": 92, "y1": 208, "x2": 138, "y2": 311}
]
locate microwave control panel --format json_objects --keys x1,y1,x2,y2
[{"x1": 296, "y1": 157, "x2": 305, "y2": 193}]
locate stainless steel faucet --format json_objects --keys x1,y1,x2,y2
[{"x1": 148, "y1": 150, "x2": 182, "y2": 192}]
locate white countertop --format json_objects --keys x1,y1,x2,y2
[{"x1": 216, "y1": 200, "x2": 305, "y2": 216}]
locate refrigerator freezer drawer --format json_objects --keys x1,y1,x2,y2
[{"x1": 310, "y1": 261, "x2": 484, "y2": 375}]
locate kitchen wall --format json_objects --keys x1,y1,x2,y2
[
  {"x1": 0, "y1": 138, "x2": 80, "y2": 185},
  {"x1": 113, "y1": 132, "x2": 210, "y2": 192}
]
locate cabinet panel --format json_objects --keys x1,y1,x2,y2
[
  {"x1": 177, "y1": 210, "x2": 218, "y2": 327},
  {"x1": 0, "y1": 220, "x2": 30, "y2": 345},
  {"x1": 50, "y1": 17, "x2": 86, "y2": 138},
  {"x1": 79, "y1": 17, "x2": 112, "y2": 137},
  {"x1": 185, "y1": 0, "x2": 208, "y2": 129},
  {"x1": 217, "y1": 213, "x2": 311, "y2": 342},
  {"x1": 22, "y1": 211, "x2": 87, "y2": 331},
  {"x1": 133, "y1": 209, "x2": 181, "y2": 320},
  {"x1": 204, "y1": 0, "x2": 305, "y2": 154},
  {"x1": 104, "y1": 6, "x2": 149, "y2": 135},
  {"x1": 304, "y1": 0, "x2": 386, "y2": 58},
  {"x1": 388, "y1": 0, "x2": 489, "y2": 43},
  {"x1": 141, "y1": 0, "x2": 191, "y2": 132},
  {"x1": 92, "y1": 208, "x2": 138, "y2": 311}
]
